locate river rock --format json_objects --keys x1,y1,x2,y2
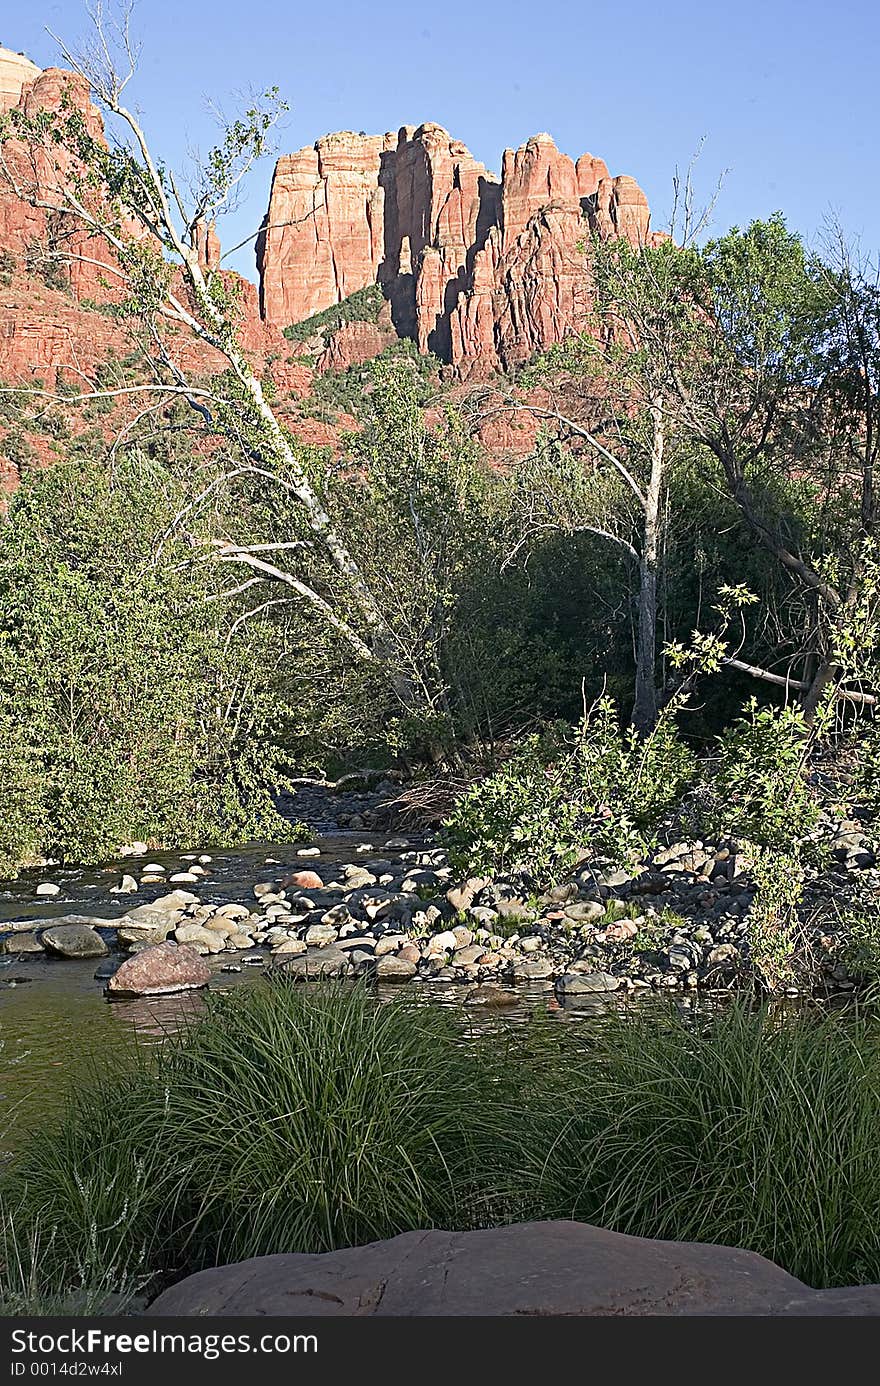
[
  {"x1": 425, "y1": 929, "x2": 458, "y2": 956},
  {"x1": 283, "y1": 870, "x2": 324, "y2": 891},
  {"x1": 454, "y1": 944, "x2": 486, "y2": 966},
  {"x1": 272, "y1": 938, "x2": 308, "y2": 956},
  {"x1": 305, "y1": 923, "x2": 339, "y2": 947},
  {"x1": 215, "y1": 903, "x2": 250, "y2": 921},
  {"x1": 563, "y1": 901, "x2": 605, "y2": 925},
  {"x1": 107, "y1": 942, "x2": 211, "y2": 997},
  {"x1": 374, "y1": 933, "x2": 407, "y2": 957},
  {"x1": 224, "y1": 931, "x2": 256, "y2": 950},
  {"x1": 109, "y1": 875, "x2": 139, "y2": 895},
  {"x1": 272, "y1": 945, "x2": 349, "y2": 978},
  {"x1": 41, "y1": 923, "x2": 108, "y2": 959},
  {"x1": 153, "y1": 891, "x2": 199, "y2": 909},
  {"x1": 1, "y1": 931, "x2": 45, "y2": 954},
  {"x1": 174, "y1": 924, "x2": 225, "y2": 954},
  {"x1": 556, "y1": 972, "x2": 620, "y2": 994},
  {"x1": 511, "y1": 957, "x2": 554, "y2": 981},
  {"x1": 376, "y1": 954, "x2": 417, "y2": 981},
  {"x1": 465, "y1": 985, "x2": 519, "y2": 1007}
]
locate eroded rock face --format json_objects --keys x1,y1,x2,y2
[
  {"x1": 0, "y1": 46, "x2": 41, "y2": 113},
  {"x1": 258, "y1": 124, "x2": 657, "y2": 376},
  {"x1": 0, "y1": 53, "x2": 301, "y2": 409},
  {"x1": 147, "y1": 1219, "x2": 880, "y2": 1316}
]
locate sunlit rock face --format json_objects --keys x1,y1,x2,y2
[{"x1": 258, "y1": 122, "x2": 660, "y2": 376}]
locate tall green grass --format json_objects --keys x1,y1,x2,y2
[
  {"x1": 517, "y1": 1005, "x2": 880, "y2": 1288},
  {"x1": 3, "y1": 982, "x2": 880, "y2": 1313}
]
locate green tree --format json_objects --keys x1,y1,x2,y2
[{"x1": 0, "y1": 449, "x2": 295, "y2": 870}]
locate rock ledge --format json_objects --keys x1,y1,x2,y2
[{"x1": 147, "y1": 1220, "x2": 880, "y2": 1317}]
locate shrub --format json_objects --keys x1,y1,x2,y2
[
  {"x1": 309, "y1": 338, "x2": 440, "y2": 416},
  {"x1": 745, "y1": 847, "x2": 804, "y2": 991},
  {"x1": 283, "y1": 284, "x2": 387, "y2": 345},
  {"x1": 849, "y1": 719, "x2": 880, "y2": 824},
  {"x1": 704, "y1": 699, "x2": 820, "y2": 848},
  {"x1": 443, "y1": 696, "x2": 695, "y2": 885},
  {"x1": 0, "y1": 452, "x2": 297, "y2": 870}
]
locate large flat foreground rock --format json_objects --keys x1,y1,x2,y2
[{"x1": 148, "y1": 1220, "x2": 880, "y2": 1316}]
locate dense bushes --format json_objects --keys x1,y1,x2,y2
[
  {"x1": 283, "y1": 284, "x2": 387, "y2": 346},
  {"x1": 703, "y1": 700, "x2": 820, "y2": 849},
  {"x1": 442, "y1": 695, "x2": 696, "y2": 884},
  {"x1": 4, "y1": 984, "x2": 880, "y2": 1311},
  {"x1": 0, "y1": 452, "x2": 296, "y2": 872}
]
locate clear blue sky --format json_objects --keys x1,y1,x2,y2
[{"x1": 4, "y1": 0, "x2": 879, "y2": 279}]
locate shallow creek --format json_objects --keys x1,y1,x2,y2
[{"x1": 0, "y1": 832, "x2": 635, "y2": 1155}]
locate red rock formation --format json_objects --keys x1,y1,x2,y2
[
  {"x1": 258, "y1": 124, "x2": 657, "y2": 377},
  {"x1": 0, "y1": 43, "x2": 660, "y2": 473},
  {"x1": 316, "y1": 318, "x2": 392, "y2": 374},
  {"x1": 0, "y1": 47, "x2": 40, "y2": 113},
  {"x1": 0, "y1": 51, "x2": 307, "y2": 396},
  {"x1": 259, "y1": 132, "x2": 392, "y2": 326}
]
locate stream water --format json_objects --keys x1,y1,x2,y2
[{"x1": 1, "y1": 831, "x2": 615, "y2": 1157}]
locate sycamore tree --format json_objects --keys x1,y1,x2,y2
[
  {"x1": 0, "y1": 2, "x2": 420, "y2": 710},
  {"x1": 632, "y1": 215, "x2": 880, "y2": 722},
  {"x1": 494, "y1": 211, "x2": 880, "y2": 728}
]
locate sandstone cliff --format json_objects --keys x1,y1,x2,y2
[
  {"x1": 258, "y1": 123, "x2": 660, "y2": 376},
  {"x1": 0, "y1": 42, "x2": 660, "y2": 476}
]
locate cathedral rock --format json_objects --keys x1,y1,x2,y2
[
  {"x1": 257, "y1": 123, "x2": 663, "y2": 377},
  {"x1": 0, "y1": 42, "x2": 663, "y2": 391}
]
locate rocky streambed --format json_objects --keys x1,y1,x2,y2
[
  {"x1": 2, "y1": 780, "x2": 875, "y2": 1145},
  {"x1": 1, "y1": 817, "x2": 872, "y2": 1006}
]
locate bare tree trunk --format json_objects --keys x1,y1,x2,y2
[
  {"x1": 801, "y1": 660, "x2": 836, "y2": 723},
  {"x1": 632, "y1": 399, "x2": 664, "y2": 733}
]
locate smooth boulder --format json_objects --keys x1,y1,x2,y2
[
  {"x1": 41, "y1": 922, "x2": 108, "y2": 959},
  {"x1": 106, "y1": 942, "x2": 211, "y2": 997},
  {"x1": 147, "y1": 1220, "x2": 880, "y2": 1317}
]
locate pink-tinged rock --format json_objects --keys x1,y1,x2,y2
[
  {"x1": 316, "y1": 318, "x2": 391, "y2": 373},
  {"x1": 283, "y1": 869, "x2": 324, "y2": 892},
  {"x1": 147, "y1": 1219, "x2": 880, "y2": 1317},
  {"x1": 258, "y1": 131, "x2": 393, "y2": 326},
  {"x1": 603, "y1": 920, "x2": 639, "y2": 941},
  {"x1": 0, "y1": 45, "x2": 41, "y2": 113},
  {"x1": 107, "y1": 942, "x2": 211, "y2": 997}
]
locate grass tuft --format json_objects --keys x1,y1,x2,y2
[{"x1": 3, "y1": 985, "x2": 880, "y2": 1310}]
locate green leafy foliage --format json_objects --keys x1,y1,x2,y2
[
  {"x1": 283, "y1": 284, "x2": 387, "y2": 346},
  {"x1": 443, "y1": 696, "x2": 695, "y2": 885},
  {"x1": 0, "y1": 451, "x2": 297, "y2": 870},
  {"x1": 704, "y1": 699, "x2": 820, "y2": 849}
]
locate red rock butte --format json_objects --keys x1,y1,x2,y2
[
  {"x1": 258, "y1": 123, "x2": 663, "y2": 376},
  {"x1": 0, "y1": 45, "x2": 663, "y2": 394}
]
